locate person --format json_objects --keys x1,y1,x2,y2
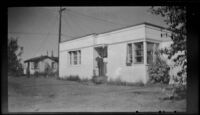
[{"x1": 96, "y1": 56, "x2": 104, "y2": 76}]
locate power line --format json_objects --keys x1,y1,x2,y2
[
  {"x1": 8, "y1": 31, "x2": 58, "y2": 36},
  {"x1": 8, "y1": 31, "x2": 75, "y2": 39},
  {"x1": 33, "y1": 32, "x2": 50, "y2": 57},
  {"x1": 63, "y1": 9, "x2": 125, "y2": 27},
  {"x1": 63, "y1": 10, "x2": 96, "y2": 35},
  {"x1": 62, "y1": 13, "x2": 80, "y2": 38}
]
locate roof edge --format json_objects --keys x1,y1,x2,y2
[{"x1": 60, "y1": 22, "x2": 168, "y2": 43}]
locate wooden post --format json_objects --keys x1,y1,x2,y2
[{"x1": 58, "y1": 7, "x2": 66, "y2": 77}]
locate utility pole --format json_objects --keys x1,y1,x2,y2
[{"x1": 58, "y1": 6, "x2": 66, "y2": 77}]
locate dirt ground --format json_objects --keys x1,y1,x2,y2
[{"x1": 8, "y1": 76, "x2": 186, "y2": 112}]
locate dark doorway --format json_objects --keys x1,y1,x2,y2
[{"x1": 94, "y1": 46, "x2": 107, "y2": 76}]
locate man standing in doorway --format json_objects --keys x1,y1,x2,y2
[{"x1": 96, "y1": 56, "x2": 104, "y2": 76}]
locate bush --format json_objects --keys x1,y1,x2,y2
[
  {"x1": 148, "y1": 53, "x2": 170, "y2": 84},
  {"x1": 34, "y1": 71, "x2": 39, "y2": 77},
  {"x1": 92, "y1": 75, "x2": 107, "y2": 84},
  {"x1": 107, "y1": 78, "x2": 144, "y2": 86},
  {"x1": 174, "y1": 84, "x2": 187, "y2": 99},
  {"x1": 66, "y1": 75, "x2": 81, "y2": 81}
]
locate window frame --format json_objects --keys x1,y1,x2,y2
[
  {"x1": 147, "y1": 42, "x2": 159, "y2": 64},
  {"x1": 134, "y1": 42, "x2": 144, "y2": 64},
  {"x1": 52, "y1": 62, "x2": 56, "y2": 69},
  {"x1": 68, "y1": 50, "x2": 81, "y2": 66},
  {"x1": 126, "y1": 43, "x2": 133, "y2": 66},
  {"x1": 34, "y1": 62, "x2": 39, "y2": 69}
]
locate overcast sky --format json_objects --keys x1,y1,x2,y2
[{"x1": 8, "y1": 7, "x2": 167, "y2": 63}]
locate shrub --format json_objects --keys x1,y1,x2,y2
[
  {"x1": 92, "y1": 75, "x2": 107, "y2": 84},
  {"x1": 174, "y1": 84, "x2": 187, "y2": 99},
  {"x1": 107, "y1": 78, "x2": 127, "y2": 85},
  {"x1": 161, "y1": 84, "x2": 187, "y2": 100},
  {"x1": 107, "y1": 78, "x2": 144, "y2": 86},
  {"x1": 148, "y1": 52, "x2": 170, "y2": 84},
  {"x1": 34, "y1": 71, "x2": 39, "y2": 77},
  {"x1": 66, "y1": 75, "x2": 81, "y2": 81}
]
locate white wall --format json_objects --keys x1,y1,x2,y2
[
  {"x1": 96, "y1": 25, "x2": 146, "y2": 45},
  {"x1": 59, "y1": 47, "x2": 94, "y2": 79},
  {"x1": 29, "y1": 62, "x2": 35, "y2": 75},
  {"x1": 145, "y1": 25, "x2": 171, "y2": 42},
  {"x1": 59, "y1": 36, "x2": 94, "y2": 79},
  {"x1": 106, "y1": 43, "x2": 147, "y2": 84},
  {"x1": 60, "y1": 35, "x2": 94, "y2": 51}
]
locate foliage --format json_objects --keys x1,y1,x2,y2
[
  {"x1": 149, "y1": 6, "x2": 187, "y2": 85},
  {"x1": 92, "y1": 75, "x2": 107, "y2": 84},
  {"x1": 148, "y1": 51, "x2": 170, "y2": 84},
  {"x1": 107, "y1": 78, "x2": 144, "y2": 86},
  {"x1": 8, "y1": 37, "x2": 24, "y2": 76},
  {"x1": 66, "y1": 75, "x2": 81, "y2": 81},
  {"x1": 43, "y1": 63, "x2": 54, "y2": 77}
]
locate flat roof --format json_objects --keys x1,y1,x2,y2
[{"x1": 60, "y1": 22, "x2": 168, "y2": 43}]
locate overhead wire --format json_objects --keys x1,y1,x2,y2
[
  {"x1": 8, "y1": 31, "x2": 58, "y2": 36},
  {"x1": 62, "y1": 9, "x2": 91, "y2": 37},
  {"x1": 32, "y1": 14, "x2": 58, "y2": 58},
  {"x1": 62, "y1": 12, "x2": 79, "y2": 38},
  {"x1": 63, "y1": 8, "x2": 125, "y2": 27}
]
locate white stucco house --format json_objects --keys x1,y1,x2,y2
[{"x1": 59, "y1": 22, "x2": 173, "y2": 84}]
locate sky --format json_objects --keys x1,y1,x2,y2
[{"x1": 8, "y1": 7, "x2": 167, "y2": 64}]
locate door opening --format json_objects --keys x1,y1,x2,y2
[{"x1": 94, "y1": 46, "x2": 107, "y2": 76}]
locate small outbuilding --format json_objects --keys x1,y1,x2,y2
[{"x1": 24, "y1": 54, "x2": 58, "y2": 76}]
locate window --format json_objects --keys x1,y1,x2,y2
[
  {"x1": 134, "y1": 42, "x2": 144, "y2": 63},
  {"x1": 31, "y1": 62, "x2": 38, "y2": 69},
  {"x1": 78, "y1": 50, "x2": 81, "y2": 64},
  {"x1": 126, "y1": 41, "x2": 159, "y2": 65},
  {"x1": 126, "y1": 43, "x2": 132, "y2": 65},
  {"x1": 34, "y1": 62, "x2": 39, "y2": 69},
  {"x1": 69, "y1": 52, "x2": 72, "y2": 65},
  {"x1": 126, "y1": 42, "x2": 144, "y2": 65},
  {"x1": 74, "y1": 51, "x2": 77, "y2": 65},
  {"x1": 69, "y1": 50, "x2": 81, "y2": 65},
  {"x1": 147, "y1": 42, "x2": 154, "y2": 64},
  {"x1": 147, "y1": 42, "x2": 159, "y2": 64},
  {"x1": 52, "y1": 62, "x2": 56, "y2": 69},
  {"x1": 31, "y1": 62, "x2": 34, "y2": 69}
]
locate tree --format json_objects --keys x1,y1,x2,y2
[
  {"x1": 149, "y1": 6, "x2": 187, "y2": 86},
  {"x1": 8, "y1": 37, "x2": 24, "y2": 76}
]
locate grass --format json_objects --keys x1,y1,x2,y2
[
  {"x1": 58, "y1": 75, "x2": 144, "y2": 87},
  {"x1": 8, "y1": 76, "x2": 186, "y2": 112}
]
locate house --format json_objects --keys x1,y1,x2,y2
[
  {"x1": 59, "y1": 22, "x2": 173, "y2": 84},
  {"x1": 24, "y1": 53, "x2": 58, "y2": 76}
]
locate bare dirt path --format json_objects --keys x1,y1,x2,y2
[{"x1": 8, "y1": 76, "x2": 186, "y2": 112}]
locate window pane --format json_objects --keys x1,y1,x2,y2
[
  {"x1": 135, "y1": 57, "x2": 143, "y2": 63},
  {"x1": 134, "y1": 42, "x2": 143, "y2": 63},
  {"x1": 147, "y1": 42, "x2": 155, "y2": 64},
  {"x1": 69, "y1": 52, "x2": 72, "y2": 65},
  {"x1": 147, "y1": 42, "x2": 154, "y2": 50},
  {"x1": 147, "y1": 51, "x2": 153, "y2": 64},
  {"x1": 135, "y1": 42, "x2": 143, "y2": 50},
  {"x1": 79, "y1": 50, "x2": 81, "y2": 64},
  {"x1": 74, "y1": 51, "x2": 77, "y2": 65},
  {"x1": 136, "y1": 50, "x2": 143, "y2": 56},
  {"x1": 127, "y1": 44, "x2": 132, "y2": 65}
]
